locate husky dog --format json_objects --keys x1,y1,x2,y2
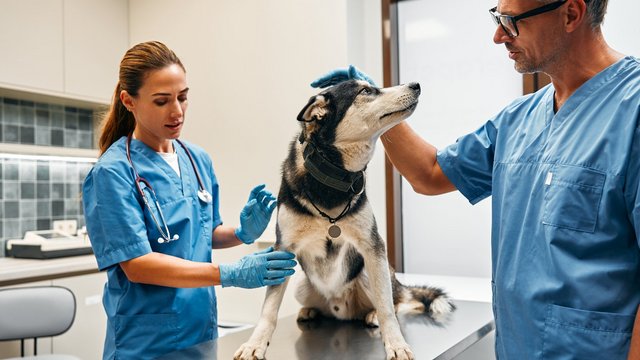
[{"x1": 234, "y1": 80, "x2": 454, "y2": 360}]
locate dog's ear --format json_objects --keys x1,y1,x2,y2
[
  {"x1": 297, "y1": 95, "x2": 327, "y2": 122},
  {"x1": 297, "y1": 95, "x2": 327, "y2": 143}
]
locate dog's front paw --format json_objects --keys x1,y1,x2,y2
[
  {"x1": 234, "y1": 341, "x2": 269, "y2": 360},
  {"x1": 365, "y1": 310, "x2": 379, "y2": 327},
  {"x1": 297, "y1": 307, "x2": 319, "y2": 322},
  {"x1": 384, "y1": 340, "x2": 415, "y2": 360}
]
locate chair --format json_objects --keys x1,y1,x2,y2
[{"x1": 0, "y1": 286, "x2": 80, "y2": 359}]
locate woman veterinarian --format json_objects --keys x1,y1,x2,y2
[{"x1": 82, "y1": 41, "x2": 297, "y2": 359}]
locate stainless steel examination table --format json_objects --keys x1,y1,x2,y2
[{"x1": 158, "y1": 300, "x2": 495, "y2": 359}]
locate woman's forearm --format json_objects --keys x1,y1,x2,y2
[
  {"x1": 120, "y1": 252, "x2": 220, "y2": 287},
  {"x1": 212, "y1": 224, "x2": 244, "y2": 249}
]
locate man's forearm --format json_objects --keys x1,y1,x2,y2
[{"x1": 381, "y1": 122, "x2": 455, "y2": 195}]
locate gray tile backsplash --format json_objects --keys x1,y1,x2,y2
[
  {"x1": 1, "y1": 97, "x2": 94, "y2": 149},
  {"x1": 0, "y1": 96, "x2": 97, "y2": 256},
  {"x1": 0, "y1": 158, "x2": 93, "y2": 255}
]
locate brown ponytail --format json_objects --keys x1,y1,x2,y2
[{"x1": 98, "y1": 41, "x2": 185, "y2": 155}]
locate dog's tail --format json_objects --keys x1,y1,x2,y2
[{"x1": 411, "y1": 285, "x2": 456, "y2": 315}]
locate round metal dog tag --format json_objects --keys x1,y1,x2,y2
[{"x1": 328, "y1": 224, "x2": 341, "y2": 238}]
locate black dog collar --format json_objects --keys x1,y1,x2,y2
[{"x1": 303, "y1": 141, "x2": 365, "y2": 194}]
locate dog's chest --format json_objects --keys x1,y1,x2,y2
[
  {"x1": 277, "y1": 203, "x2": 373, "y2": 250},
  {"x1": 278, "y1": 204, "x2": 372, "y2": 297}
]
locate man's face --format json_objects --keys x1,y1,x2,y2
[{"x1": 492, "y1": 0, "x2": 567, "y2": 74}]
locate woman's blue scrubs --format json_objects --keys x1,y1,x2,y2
[
  {"x1": 82, "y1": 136, "x2": 222, "y2": 359},
  {"x1": 437, "y1": 57, "x2": 640, "y2": 359}
]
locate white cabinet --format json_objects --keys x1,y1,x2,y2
[
  {"x1": 52, "y1": 272, "x2": 107, "y2": 360},
  {"x1": 0, "y1": 0, "x2": 65, "y2": 93},
  {"x1": 63, "y1": 0, "x2": 129, "y2": 101},
  {"x1": 0, "y1": 0, "x2": 128, "y2": 103}
]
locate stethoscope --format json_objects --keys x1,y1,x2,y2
[{"x1": 126, "y1": 134, "x2": 213, "y2": 244}]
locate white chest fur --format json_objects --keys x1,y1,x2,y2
[{"x1": 277, "y1": 202, "x2": 374, "y2": 299}]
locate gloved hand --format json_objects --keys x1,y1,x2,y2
[
  {"x1": 219, "y1": 246, "x2": 296, "y2": 288},
  {"x1": 310, "y1": 64, "x2": 376, "y2": 88},
  {"x1": 235, "y1": 184, "x2": 277, "y2": 244}
]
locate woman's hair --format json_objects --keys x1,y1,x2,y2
[{"x1": 98, "y1": 41, "x2": 185, "y2": 155}]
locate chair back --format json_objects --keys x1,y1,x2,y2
[{"x1": 0, "y1": 286, "x2": 76, "y2": 341}]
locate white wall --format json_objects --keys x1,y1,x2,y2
[
  {"x1": 128, "y1": 0, "x2": 384, "y2": 324},
  {"x1": 399, "y1": 0, "x2": 640, "y2": 279},
  {"x1": 399, "y1": 0, "x2": 521, "y2": 278},
  {"x1": 602, "y1": 1, "x2": 640, "y2": 56}
]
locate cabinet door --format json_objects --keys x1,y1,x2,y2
[
  {"x1": 51, "y1": 272, "x2": 107, "y2": 360},
  {"x1": 0, "y1": 0, "x2": 64, "y2": 92},
  {"x1": 63, "y1": 0, "x2": 128, "y2": 102}
]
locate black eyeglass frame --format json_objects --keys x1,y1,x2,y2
[{"x1": 489, "y1": 0, "x2": 568, "y2": 38}]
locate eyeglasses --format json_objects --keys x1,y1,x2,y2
[{"x1": 489, "y1": 0, "x2": 568, "y2": 38}]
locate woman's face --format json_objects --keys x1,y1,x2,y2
[{"x1": 122, "y1": 63, "x2": 188, "y2": 152}]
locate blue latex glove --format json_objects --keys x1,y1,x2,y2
[
  {"x1": 235, "y1": 184, "x2": 277, "y2": 244},
  {"x1": 310, "y1": 64, "x2": 376, "y2": 88},
  {"x1": 219, "y1": 246, "x2": 296, "y2": 288}
]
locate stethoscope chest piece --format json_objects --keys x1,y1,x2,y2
[
  {"x1": 158, "y1": 234, "x2": 179, "y2": 244},
  {"x1": 198, "y1": 189, "x2": 213, "y2": 203}
]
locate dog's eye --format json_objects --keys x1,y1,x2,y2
[{"x1": 359, "y1": 88, "x2": 372, "y2": 96}]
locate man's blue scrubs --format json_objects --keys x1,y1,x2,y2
[{"x1": 437, "y1": 57, "x2": 640, "y2": 359}]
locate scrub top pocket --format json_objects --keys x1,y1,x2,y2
[
  {"x1": 114, "y1": 313, "x2": 179, "y2": 359},
  {"x1": 542, "y1": 165, "x2": 605, "y2": 233},
  {"x1": 542, "y1": 304, "x2": 633, "y2": 359}
]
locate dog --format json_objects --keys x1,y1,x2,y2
[{"x1": 234, "y1": 80, "x2": 454, "y2": 360}]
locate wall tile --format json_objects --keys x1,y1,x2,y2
[
  {"x1": 3, "y1": 104, "x2": 20, "y2": 125},
  {"x1": 4, "y1": 161, "x2": 19, "y2": 180},
  {"x1": 3, "y1": 124, "x2": 19, "y2": 143},
  {"x1": 4, "y1": 219, "x2": 21, "y2": 239},
  {"x1": 0, "y1": 96, "x2": 93, "y2": 149},
  {"x1": 37, "y1": 162, "x2": 49, "y2": 180},
  {"x1": 4, "y1": 201, "x2": 19, "y2": 218},
  {"x1": 51, "y1": 128, "x2": 64, "y2": 146},
  {"x1": 20, "y1": 182, "x2": 35, "y2": 199},
  {"x1": 3, "y1": 181, "x2": 19, "y2": 200},
  {"x1": 35, "y1": 126, "x2": 51, "y2": 146}
]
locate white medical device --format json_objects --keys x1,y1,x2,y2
[{"x1": 6, "y1": 229, "x2": 93, "y2": 259}]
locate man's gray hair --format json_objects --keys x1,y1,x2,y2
[{"x1": 538, "y1": 0, "x2": 608, "y2": 28}]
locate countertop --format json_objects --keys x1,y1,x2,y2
[
  {"x1": 158, "y1": 299, "x2": 495, "y2": 360},
  {"x1": 0, "y1": 254, "x2": 99, "y2": 286}
]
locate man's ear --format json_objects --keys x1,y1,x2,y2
[
  {"x1": 564, "y1": 0, "x2": 587, "y2": 33},
  {"x1": 297, "y1": 95, "x2": 328, "y2": 143}
]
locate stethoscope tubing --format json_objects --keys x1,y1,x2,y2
[{"x1": 125, "y1": 134, "x2": 210, "y2": 244}]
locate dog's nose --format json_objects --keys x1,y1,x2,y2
[{"x1": 408, "y1": 82, "x2": 421, "y2": 95}]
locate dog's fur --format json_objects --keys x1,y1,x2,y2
[{"x1": 234, "y1": 80, "x2": 454, "y2": 360}]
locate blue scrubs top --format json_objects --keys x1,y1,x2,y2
[
  {"x1": 82, "y1": 136, "x2": 223, "y2": 359},
  {"x1": 437, "y1": 57, "x2": 640, "y2": 359}
]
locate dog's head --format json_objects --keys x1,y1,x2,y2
[
  {"x1": 297, "y1": 80, "x2": 420, "y2": 144},
  {"x1": 296, "y1": 80, "x2": 420, "y2": 170}
]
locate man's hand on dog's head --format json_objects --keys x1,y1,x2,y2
[{"x1": 310, "y1": 64, "x2": 376, "y2": 88}]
